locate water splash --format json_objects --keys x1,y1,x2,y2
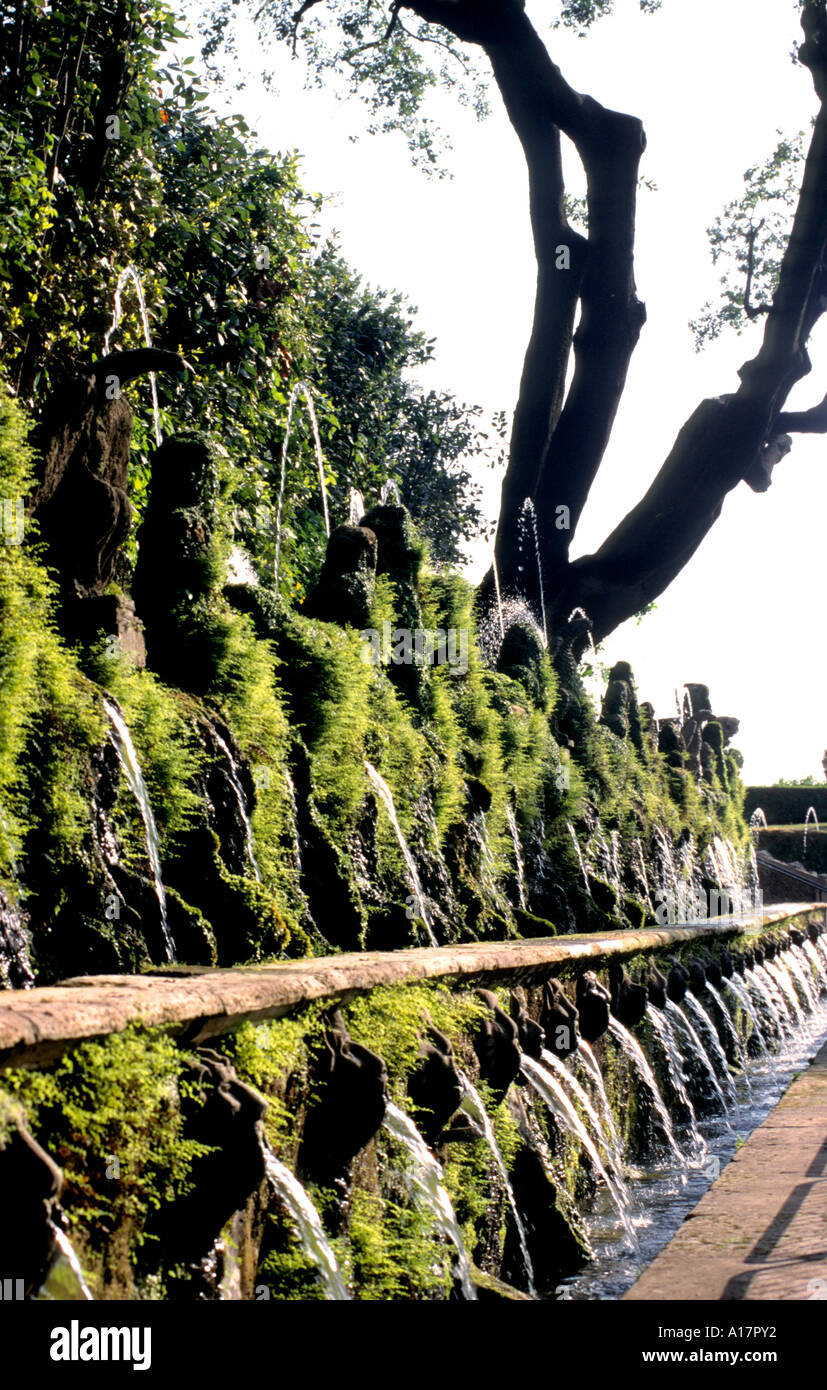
[
  {"x1": 749, "y1": 964, "x2": 792, "y2": 1041},
  {"x1": 383, "y1": 1102, "x2": 476, "y2": 1299},
  {"x1": 380, "y1": 479, "x2": 401, "y2": 505},
  {"x1": 364, "y1": 762, "x2": 437, "y2": 946},
  {"x1": 263, "y1": 1148, "x2": 349, "y2": 1299},
  {"x1": 273, "y1": 382, "x2": 330, "y2": 590},
  {"x1": 103, "y1": 699, "x2": 175, "y2": 962},
  {"x1": 787, "y1": 946, "x2": 819, "y2": 1013},
  {"x1": 682, "y1": 993, "x2": 738, "y2": 1105},
  {"x1": 523, "y1": 1053, "x2": 639, "y2": 1253},
  {"x1": 607, "y1": 1018, "x2": 685, "y2": 1167},
  {"x1": 102, "y1": 265, "x2": 162, "y2": 447},
  {"x1": 645, "y1": 1004, "x2": 707, "y2": 1159},
  {"x1": 764, "y1": 956, "x2": 806, "y2": 1031},
  {"x1": 543, "y1": 1047, "x2": 631, "y2": 1191},
  {"x1": 665, "y1": 999, "x2": 732, "y2": 1119},
  {"x1": 724, "y1": 974, "x2": 769, "y2": 1057},
  {"x1": 460, "y1": 1076, "x2": 536, "y2": 1294},
  {"x1": 575, "y1": 1041, "x2": 623, "y2": 1161},
  {"x1": 518, "y1": 499, "x2": 547, "y2": 647},
  {"x1": 705, "y1": 983, "x2": 751, "y2": 1092}
]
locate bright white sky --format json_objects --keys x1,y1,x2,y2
[{"x1": 186, "y1": 0, "x2": 827, "y2": 785}]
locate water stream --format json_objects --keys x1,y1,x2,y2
[
  {"x1": 103, "y1": 699, "x2": 175, "y2": 962},
  {"x1": 559, "y1": 945, "x2": 827, "y2": 1299},
  {"x1": 364, "y1": 761, "x2": 437, "y2": 946},
  {"x1": 460, "y1": 1075, "x2": 536, "y2": 1295},
  {"x1": 505, "y1": 805, "x2": 527, "y2": 910},
  {"x1": 262, "y1": 1149, "x2": 349, "y2": 1300},
  {"x1": 210, "y1": 726, "x2": 261, "y2": 882},
  {"x1": 383, "y1": 1101, "x2": 476, "y2": 1299}
]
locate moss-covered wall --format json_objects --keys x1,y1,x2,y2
[
  {"x1": 0, "y1": 380, "x2": 754, "y2": 987},
  {"x1": 0, "y1": 912, "x2": 814, "y2": 1301}
]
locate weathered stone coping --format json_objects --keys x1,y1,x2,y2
[{"x1": 0, "y1": 904, "x2": 822, "y2": 1071}]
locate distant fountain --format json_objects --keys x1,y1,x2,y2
[
  {"x1": 104, "y1": 699, "x2": 175, "y2": 962},
  {"x1": 347, "y1": 488, "x2": 365, "y2": 526},
  {"x1": 364, "y1": 762, "x2": 437, "y2": 947},
  {"x1": 519, "y1": 499, "x2": 548, "y2": 647},
  {"x1": 804, "y1": 807, "x2": 819, "y2": 862},
  {"x1": 380, "y1": 479, "x2": 402, "y2": 505},
  {"x1": 384, "y1": 1102, "x2": 476, "y2": 1299},
  {"x1": 102, "y1": 265, "x2": 162, "y2": 447},
  {"x1": 273, "y1": 382, "x2": 330, "y2": 590},
  {"x1": 749, "y1": 807, "x2": 768, "y2": 839},
  {"x1": 263, "y1": 1148, "x2": 349, "y2": 1300}
]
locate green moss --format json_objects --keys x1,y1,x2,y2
[
  {"x1": 0, "y1": 1026, "x2": 209, "y2": 1289},
  {"x1": 345, "y1": 983, "x2": 486, "y2": 1101}
]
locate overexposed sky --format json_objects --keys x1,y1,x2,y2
[{"x1": 186, "y1": 0, "x2": 827, "y2": 784}]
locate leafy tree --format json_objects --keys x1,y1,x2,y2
[
  {"x1": 202, "y1": 0, "x2": 827, "y2": 646},
  {"x1": 0, "y1": 0, "x2": 491, "y2": 595},
  {"x1": 308, "y1": 247, "x2": 497, "y2": 563}
]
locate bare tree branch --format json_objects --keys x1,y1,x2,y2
[{"x1": 552, "y1": 2, "x2": 827, "y2": 643}]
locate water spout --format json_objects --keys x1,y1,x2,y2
[
  {"x1": 519, "y1": 499, "x2": 547, "y2": 647},
  {"x1": 804, "y1": 806, "x2": 819, "y2": 862},
  {"x1": 102, "y1": 265, "x2": 162, "y2": 447},
  {"x1": 263, "y1": 1148, "x2": 349, "y2": 1299},
  {"x1": 347, "y1": 488, "x2": 365, "y2": 526},
  {"x1": 492, "y1": 555, "x2": 505, "y2": 639},
  {"x1": 273, "y1": 382, "x2": 330, "y2": 590},
  {"x1": 383, "y1": 1101, "x2": 476, "y2": 1299},
  {"x1": 460, "y1": 1075, "x2": 536, "y2": 1294},
  {"x1": 210, "y1": 727, "x2": 261, "y2": 882}
]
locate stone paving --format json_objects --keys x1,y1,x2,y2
[{"x1": 625, "y1": 1038, "x2": 827, "y2": 1301}]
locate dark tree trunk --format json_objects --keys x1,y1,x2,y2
[{"x1": 404, "y1": 0, "x2": 827, "y2": 648}]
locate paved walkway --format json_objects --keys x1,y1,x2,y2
[{"x1": 625, "y1": 1039, "x2": 827, "y2": 1301}]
